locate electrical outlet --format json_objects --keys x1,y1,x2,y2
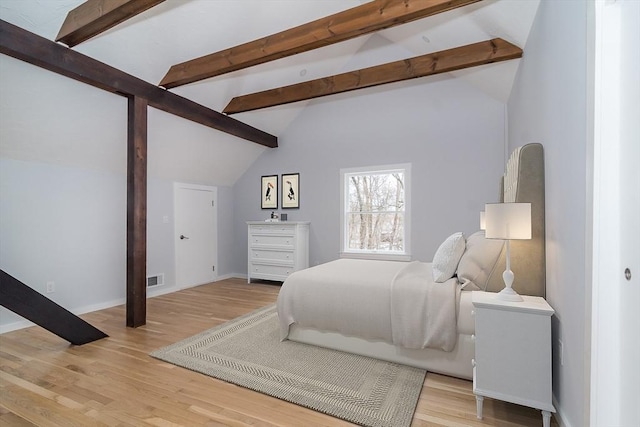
[
  {"x1": 46, "y1": 281, "x2": 55, "y2": 293},
  {"x1": 559, "y1": 340, "x2": 564, "y2": 366}
]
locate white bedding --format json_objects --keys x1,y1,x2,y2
[{"x1": 277, "y1": 258, "x2": 461, "y2": 351}]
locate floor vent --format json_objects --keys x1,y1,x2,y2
[{"x1": 147, "y1": 274, "x2": 164, "y2": 288}]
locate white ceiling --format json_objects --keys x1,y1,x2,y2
[
  {"x1": 2, "y1": 0, "x2": 540, "y2": 130},
  {"x1": 0, "y1": 0, "x2": 540, "y2": 184}
]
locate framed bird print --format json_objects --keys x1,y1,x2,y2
[
  {"x1": 281, "y1": 173, "x2": 299, "y2": 209},
  {"x1": 261, "y1": 175, "x2": 278, "y2": 209}
]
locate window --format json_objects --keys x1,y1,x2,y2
[{"x1": 340, "y1": 164, "x2": 411, "y2": 261}]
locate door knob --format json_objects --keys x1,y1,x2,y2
[{"x1": 180, "y1": 234, "x2": 189, "y2": 240}]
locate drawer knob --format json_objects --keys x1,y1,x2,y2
[
  {"x1": 471, "y1": 310, "x2": 475, "y2": 317},
  {"x1": 471, "y1": 334, "x2": 475, "y2": 341},
  {"x1": 471, "y1": 359, "x2": 476, "y2": 367}
]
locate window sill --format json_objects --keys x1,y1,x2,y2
[{"x1": 340, "y1": 252, "x2": 411, "y2": 262}]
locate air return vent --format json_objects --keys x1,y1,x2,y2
[{"x1": 146, "y1": 274, "x2": 164, "y2": 288}]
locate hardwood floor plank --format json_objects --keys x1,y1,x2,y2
[{"x1": 0, "y1": 279, "x2": 556, "y2": 426}]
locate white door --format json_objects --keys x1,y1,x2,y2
[
  {"x1": 174, "y1": 183, "x2": 217, "y2": 289},
  {"x1": 591, "y1": 1, "x2": 640, "y2": 425}
]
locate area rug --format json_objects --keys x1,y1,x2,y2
[{"x1": 150, "y1": 304, "x2": 426, "y2": 427}]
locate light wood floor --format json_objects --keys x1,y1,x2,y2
[{"x1": 0, "y1": 278, "x2": 557, "y2": 426}]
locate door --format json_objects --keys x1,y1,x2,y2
[
  {"x1": 591, "y1": 1, "x2": 640, "y2": 425},
  {"x1": 174, "y1": 183, "x2": 217, "y2": 289}
]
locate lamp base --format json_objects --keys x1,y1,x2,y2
[{"x1": 496, "y1": 286, "x2": 524, "y2": 302}]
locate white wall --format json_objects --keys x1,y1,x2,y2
[
  {"x1": 231, "y1": 37, "x2": 507, "y2": 274},
  {"x1": 0, "y1": 55, "x2": 248, "y2": 331},
  {"x1": 507, "y1": 1, "x2": 589, "y2": 426},
  {"x1": 0, "y1": 158, "x2": 127, "y2": 329}
]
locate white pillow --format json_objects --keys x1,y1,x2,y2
[
  {"x1": 457, "y1": 231, "x2": 505, "y2": 290},
  {"x1": 432, "y1": 232, "x2": 466, "y2": 283}
]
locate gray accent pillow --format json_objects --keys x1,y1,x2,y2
[{"x1": 456, "y1": 231, "x2": 504, "y2": 290}]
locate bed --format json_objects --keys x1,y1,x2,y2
[{"x1": 276, "y1": 143, "x2": 545, "y2": 380}]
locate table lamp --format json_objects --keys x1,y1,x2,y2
[{"x1": 484, "y1": 203, "x2": 531, "y2": 302}]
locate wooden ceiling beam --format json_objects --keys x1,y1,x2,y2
[
  {"x1": 1, "y1": 20, "x2": 277, "y2": 147},
  {"x1": 223, "y1": 38, "x2": 522, "y2": 114},
  {"x1": 56, "y1": 0, "x2": 167, "y2": 47},
  {"x1": 159, "y1": 0, "x2": 482, "y2": 89}
]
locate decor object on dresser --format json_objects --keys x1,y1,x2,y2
[
  {"x1": 247, "y1": 221, "x2": 309, "y2": 283},
  {"x1": 281, "y1": 173, "x2": 299, "y2": 209},
  {"x1": 484, "y1": 202, "x2": 532, "y2": 301},
  {"x1": 472, "y1": 291, "x2": 556, "y2": 427},
  {"x1": 151, "y1": 305, "x2": 425, "y2": 427},
  {"x1": 261, "y1": 175, "x2": 278, "y2": 209}
]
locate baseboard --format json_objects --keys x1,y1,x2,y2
[
  {"x1": 219, "y1": 273, "x2": 247, "y2": 280},
  {"x1": 0, "y1": 296, "x2": 125, "y2": 334},
  {"x1": 0, "y1": 318, "x2": 35, "y2": 334},
  {"x1": 552, "y1": 395, "x2": 570, "y2": 427},
  {"x1": 1, "y1": 277, "x2": 250, "y2": 334}
]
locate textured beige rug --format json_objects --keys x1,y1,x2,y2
[{"x1": 150, "y1": 304, "x2": 426, "y2": 427}]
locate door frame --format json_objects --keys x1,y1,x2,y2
[
  {"x1": 173, "y1": 182, "x2": 218, "y2": 290},
  {"x1": 589, "y1": 0, "x2": 639, "y2": 425}
]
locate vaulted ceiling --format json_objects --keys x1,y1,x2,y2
[
  {"x1": 0, "y1": 0, "x2": 539, "y2": 186},
  {"x1": 0, "y1": 0, "x2": 540, "y2": 184}
]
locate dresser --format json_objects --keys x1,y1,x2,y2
[
  {"x1": 247, "y1": 221, "x2": 309, "y2": 283},
  {"x1": 472, "y1": 291, "x2": 556, "y2": 427}
]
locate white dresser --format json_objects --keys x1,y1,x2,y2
[
  {"x1": 247, "y1": 221, "x2": 310, "y2": 283},
  {"x1": 472, "y1": 291, "x2": 556, "y2": 427}
]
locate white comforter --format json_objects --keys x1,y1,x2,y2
[{"x1": 277, "y1": 259, "x2": 460, "y2": 352}]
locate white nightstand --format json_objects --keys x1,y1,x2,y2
[{"x1": 472, "y1": 291, "x2": 556, "y2": 427}]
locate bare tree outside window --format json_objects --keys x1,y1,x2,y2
[{"x1": 346, "y1": 171, "x2": 405, "y2": 252}]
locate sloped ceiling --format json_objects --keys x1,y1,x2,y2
[{"x1": 0, "y1": 0, "x2": 540, "y2": 184}]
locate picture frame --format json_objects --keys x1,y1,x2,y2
[
  {"x1": 281, "y1": 173, "x2": 300, "y2": 209},
  {"x1": 261, "y1": 175, "x2": 278, "y2": 209}
]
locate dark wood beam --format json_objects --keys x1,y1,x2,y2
[
  {"x1": 56, "y1": 0, "x2": 166, "y2": 47},
  {"x1": 1, "y1": 270, "x2": 108, "y2": 345},
  {"x1": 223, "y1": 38, "x2": 522, "y2": 114},
  {"x1": 127, "y1": 96, "x2": 147, "y2": 328},
  {"x1": 159, "y1": 0, "x2": 482, "y2": 89},
  {"x1": 0, "y1": 19, "x2": 277, "y2": 148}
]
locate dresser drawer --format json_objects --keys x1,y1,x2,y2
[
  {"x1": 250, "y1": 233, "x2": 294, "y2": 247},
  {"x1": 249, "y1": 225, "x2": 296, "y2": 234},
  {"x1": 250, "y1": 249, "x2": 294, "y2": 263},
  {"x1": 249, "y1": 263, "x2": 293, "y2": 279}
]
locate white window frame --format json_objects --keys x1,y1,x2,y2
[{"x1": 340, "y1": 163, "x2": 411, "y2": 261}]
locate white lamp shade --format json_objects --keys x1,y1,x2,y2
[
  {"x1": 480, "y1": 211, "x2": 486, "y2": 230},
  {"x1": 484, "y1": 203, "x2": 531, "y2": 240}
]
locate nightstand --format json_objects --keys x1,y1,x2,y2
[{"x1": 472, "y1": 291, "x2": 556, "y2": 427}]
